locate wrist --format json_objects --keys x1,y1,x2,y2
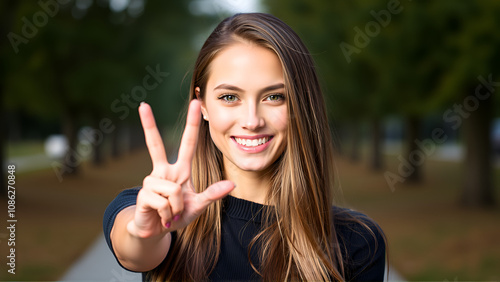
[{"x1": 126, "y1": 219, "x2": 169, "y2": 241}]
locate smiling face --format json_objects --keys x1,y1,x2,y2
[{"x1": 199, "y1": 42, "x2": 288, "y2": 175}]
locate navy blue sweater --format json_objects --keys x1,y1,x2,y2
[{"x1": 103, "y1": 187, "x2": 386, "y2": 281}]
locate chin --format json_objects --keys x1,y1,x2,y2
[{"x1": 236, "y1": 161, "x2": 271, "y2": 172}]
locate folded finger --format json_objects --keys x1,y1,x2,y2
[
  {"x1": 138, "y1": 189, "x2": 173, "y2": 227},
  {"x1": 143, "y1": 176, "x2": 184, "y2": 216}
]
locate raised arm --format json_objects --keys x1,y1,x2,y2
[{"x1": 109, "y1": 100, "x2": 235, "y2": 272}]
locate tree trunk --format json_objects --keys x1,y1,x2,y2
[
  {"x1": 129, "y1": 123, "x2": 145, "y2": 151},
  {"x1": 0, "y1": 103, "x2": 5, "y2": 197},
  {"x1": 462, "y1": 92, "x2": 495, "y2": 207},
  {"x1": 330, "y1": 120, "x2": 342, "y2": 156},
  {"x1": 62, "y1": 108, "x2": 80, "y2": 176},
  {"x1": 92, "y1": 135, "x2": 104, "y2": 166},
  {"x1": 111, "y1": 122, "x2": 121, "y2": 159},
  {"x1": 406, "y1": 116, "x2": 422, "y2": 182},
  {"x1": 92, "y1": 117, "x2": 105, "y2": 166},
  {"x1": 371, "y1": 118, "x2": 384, "y2": 170},
  {"x1": 350, "y1": 120, "x2": 361, "y2": 162},
  {"x1": 0, "y1": 0, "x2": 20, "y2": 196}
]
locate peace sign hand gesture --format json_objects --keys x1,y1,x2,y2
[{"x1": 128, "y1": 100, "x2": 235, "y2": 239}]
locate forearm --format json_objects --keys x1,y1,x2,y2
[{"x1": 110, "y1": 205, "x2": 172, "y2": 272}]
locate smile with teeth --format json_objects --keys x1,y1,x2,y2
[{"x1": 234, "y1": 137, "x2": 271, "y2": 147}]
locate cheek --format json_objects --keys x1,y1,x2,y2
[
  {"x1": 207, "y1": 108, "x2": 234, "y2": 138},
  {"x1": 271, "y1": 107, "x2": 288, "y2": 133}
]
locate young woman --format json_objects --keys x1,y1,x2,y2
[{"x1": 103, "y1": 13, "x2": 386, "y2": 281}]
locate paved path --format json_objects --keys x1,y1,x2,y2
[
  {"x1": 385, "y1": 265, "x2": 406, "y2": 281},
  {"x1": 60, "y1": 236, "x2": 141, "y2": 282},
  {"x1": 60, "y1": 236, "x2": 405, "y2": 281}
]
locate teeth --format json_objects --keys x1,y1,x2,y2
[{"x1": 235, "y1": 137, "x2": 269, "y2": 147}]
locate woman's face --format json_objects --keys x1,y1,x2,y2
[{"x1": 199, "y1": 42, "x2": 288, "y2": 173}]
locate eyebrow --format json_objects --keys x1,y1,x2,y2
[{"x1": 213, "y1": 83, "x2": 285, "y2": 94}]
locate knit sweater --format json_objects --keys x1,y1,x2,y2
[{"x1": 103, "y1": 187, "x2": 386, "y2": 281}]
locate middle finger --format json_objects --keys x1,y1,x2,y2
[{"x1": 177, "y1": 99, "x2": 202, "y2": 169}]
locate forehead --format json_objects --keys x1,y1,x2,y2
[{"x1": 206, "y1": 42, "x2": 284, "y2": 90}]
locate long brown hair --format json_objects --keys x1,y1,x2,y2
[{"x1": 150, "y1": 13, "x2": 371, "y2": 281}]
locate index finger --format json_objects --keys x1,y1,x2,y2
[
  {"x1": 139, "y1": 102, "x2": 169, "y2": 175},
  {"x1": 177, "y1": 99, "x2": 201, "y2": 168}
]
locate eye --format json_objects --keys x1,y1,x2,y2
[
  {"x1": 218, "y1": 94, "x2": 239, "y2": 103},
  {"x1": 265, "y1": 94, "x2": 285, "y2": 102}
]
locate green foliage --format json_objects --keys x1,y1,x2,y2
[
  {"x1": 3, "y1": 1, "x2": 212, "y2": 130},
  {"x1": 266, "y1": 0, "x2": 500, "y2": 119}
]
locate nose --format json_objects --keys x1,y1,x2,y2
[{"x1": 240, "y1": 102, "x2": 265, "y2": 131}]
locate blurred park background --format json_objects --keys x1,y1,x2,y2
[{"x1": 1, "y1": 0, "x2": 499, "y2": 281}]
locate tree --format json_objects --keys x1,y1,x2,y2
[
  {"x1": 3, "y1": 0, "x2": 206, "y2": 181},
  {"x1": 265, "y1": 0, "x2": 499, "y2": 206},
  {"x1": 0, "y1": 0, "x2": 20, "y2": 196},
  {"x1": 426, "y1": 1, "x2": 500, "y2": 206},
  {"x1": 267, "y1": 0, "x2": 391, "y2": 169}
]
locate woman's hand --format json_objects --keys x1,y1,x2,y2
[{"x1": 128, "y1": 100, "x2": 235, "y2": 239}]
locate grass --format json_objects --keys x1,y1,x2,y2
[
  {"x1": 336, "y1": 153, "x2": 500, "y2": 281},
  {"x1": 6, "y1": 141, "x2": 45, "y2": 158},
  {"x1": 0, "y1": 147, "x2": 498, "y2": 281}
]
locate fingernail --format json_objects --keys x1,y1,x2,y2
[
  {"x1": 165, "y1": 222, "x2": 171, "y2": 228},
  {"x1": 140, "y1": 101, "x2": 145, "y2": 106},
  {"x1": 173, "y1": 215, "x2": 180, "y2": 221}
]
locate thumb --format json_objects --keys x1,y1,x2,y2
[{"x1": 198, "y1": 180, "x2": 235, "y2": 208}]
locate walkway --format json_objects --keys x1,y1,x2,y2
[{"x1": 60, "y1": 236, "x2": 141, "y2": 282}]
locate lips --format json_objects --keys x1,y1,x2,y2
[
  {"x1": 234, "y1": 136, "x2": 270, "y2": 147},
  {"x1": 231, "y1": 135, "x2": 273, "y2": 152}
]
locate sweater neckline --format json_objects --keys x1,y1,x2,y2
[{"x1": 223, "y1": 195, "x2": 267, "y2": 223}]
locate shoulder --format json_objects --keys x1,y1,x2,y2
[
  {"x1": 103, "y1": 187, "x2": 141, "y2": 227},
  {"x1": 103, "y1": 187, "x2": 141, "y2": 223},
  {"x1": 332, "y1": 206, "x2": 384, "y2": 241},
  {"x1": 332, "y1": 206, "x2": 386, "y2": 281},
  {"x1": 103, "y1": 187, "x2": 141, "y2": 253}
]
